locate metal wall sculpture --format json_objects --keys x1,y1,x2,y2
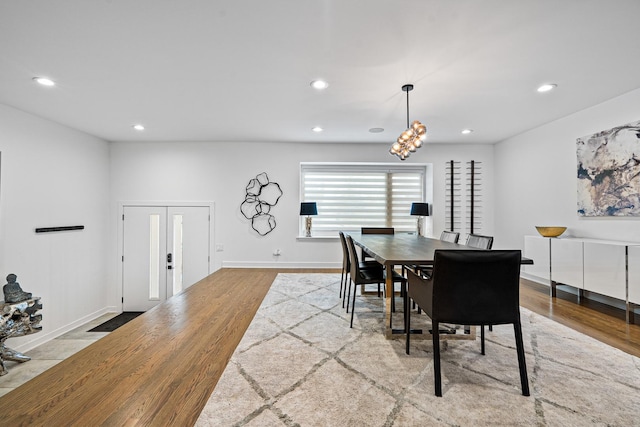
[
  {"x1": 577, "y1": 119, "x2": 640, "y2": 216},
  {"x1": 240, "y1": 172, "x2": 283, "y2": 235}
]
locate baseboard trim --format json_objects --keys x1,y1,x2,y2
[
  {"x1": 520, "y1": 272, "x2": 549, "y2": 286},
  {"x1": 222, "y1": 261, "x2": 341, "y2": 269},
  {"x1": 13, "y1": 306, "x2": 118, "y2": 353}
]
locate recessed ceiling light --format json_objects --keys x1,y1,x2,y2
[
  {"x1": 369, "y1": 128, "x2": 384, "y2": 133},
  {"x1": 310, "y1": 80, "x2": 329, "y2": 90},
  {"x1": 537, "y1": 83, "x2": 557, "y2": 93},
  {"x1": 461, "y1": 129, "x2": 473, "y2": 135},
  {"x1": 312, "y1": 126, "x2": 323, "y2": 132},
  {"x1": 33, "y1": 77, "x2": 55, "y2": 86},
  {"x1": 133, "y1": 124, "x2": 145, "y2": 131}
]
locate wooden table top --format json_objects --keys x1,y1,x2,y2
[{"x1": 349, "y1": 233, "x2": 533, "y2": 266}]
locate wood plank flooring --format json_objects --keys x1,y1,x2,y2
[
  {"x1": 0, "y1": 268, "x2": 637, "y2": 426},
  {"x1": 0, "y1": 268, "x2": 277, "y2": 426}
]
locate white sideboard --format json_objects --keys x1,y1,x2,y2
[{"x1": 523, "y1": 235, "x2": 639, "y2": 323}]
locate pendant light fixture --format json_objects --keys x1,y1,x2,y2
[{"x1": 389, "y1": 84, "x2": 427, "y2": 161}]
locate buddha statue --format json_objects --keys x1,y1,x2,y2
[{"x1": 3, "y1": 274, "x2": 32, "y2": 303}]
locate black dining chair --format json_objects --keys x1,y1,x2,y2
[
  {"x1": 345, "y1": 235, "x2": 406, "y2": 328},
  {"x1": 404, "y1": 250, "x2": 529, "y2": 397},
  {"x1": 338, "y1": 231, "x2": 381, "y2": 309},
  {"x1": 440, "y1": 230, "x2": 460, "y2": 243},
  {"x1": 403, "y1": 230, "x2": 460, "y2": 279},
  {"x1": 360, "y1": 227, "x2": 395, "y2": 260},
  {"x1": 464, "y1": 233, "x2": 495, "y2": 332},
  {"x1": 465, "y1": 233, "x2": 493, "y2": 250}
]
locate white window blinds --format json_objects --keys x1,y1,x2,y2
[{"x1": 300, "y1": 163, "x2": 426, "y2": 235}]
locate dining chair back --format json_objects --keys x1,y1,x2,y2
[
  {"x1": 361, "y1": 227, "x2": 395, "y2": 234},
  {"x1": 405, "y1": 249, "x2": 529, "y2": 397},
  {"x1": 439, "y1": 230, "x2": 460, "y2": 243},
  {"x1": 360, "y1": 227, "x2": 395, "y2": 261},
  {"x1": 465, "y1": 233, "x2": 493, "y2": 249}
]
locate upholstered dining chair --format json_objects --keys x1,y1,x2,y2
[
  {"x1": 338, "y1": 231, "x2": 381, "y2": 308},
  {"x1": 439, "y1": 230, "x2": 460, "y2": 243},
  {"x1": 359, "y1": 227, "x2": 395, "y2": 293},
  {"x1": 465, "y1": 233, "x2": 493, "y2": 250},
  {"x1": 345, "y1": 234, "x2": 406, "y2": 328},
  {"x1": 404, "y1": 230, "x2": 460, "y2": 279},
  {"x1": 404, "y1": 250, "x2": 529, "y2": 397},
  {"x1": 463, "y1": 233, "x2": 495, "y2": 331}
]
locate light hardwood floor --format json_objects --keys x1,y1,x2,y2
[{"x1": 0, "y1": 268, "x2": 637, "y2": 426}]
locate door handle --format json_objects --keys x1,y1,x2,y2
[{"x1": 167, "y1": 253, "x2": 172, "y2": 263}]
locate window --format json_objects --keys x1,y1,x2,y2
[{"x1": 300, "y1": 162, "x2": 429, "y2": 235}]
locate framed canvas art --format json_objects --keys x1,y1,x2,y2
[{"x1": 577, "y1": 119, "x2": 640, "y2": 216}]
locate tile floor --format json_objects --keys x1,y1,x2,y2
[{"x1": 0, "y1": 312, "x2": 118, "y2": 398}]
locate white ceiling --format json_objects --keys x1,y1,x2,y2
[{"x1": 1, "y1": 0, "x2": 640, "y2": 144}]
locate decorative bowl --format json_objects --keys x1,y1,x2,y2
[{"x1": 535, "y1": 226, "x2": 567, "y2": 238}]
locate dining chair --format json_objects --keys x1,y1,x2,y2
[
  {"x1": 404, "y1": 250, "x2": 529, "y2": 397},
  {"x1": 345, "y1": 235, "x2": 406, "y2": 328},
  {"x1": 361, "y1": 227, "x2": 395, "y2": 235},
  {"x1": 404, "y1": 230, "x2": 460, "y2": 279},
  {"x1": 359, "y1": 227, "x2": 395, "y2": 293},
  {"x1": 440, "y1": 230, "x2": 460, "y2": 243},
  {"x1": 464, "y1": 233, "x2": 493, "y2": 250},
  {"x1": 338, "y1": 231, "x2": 381, "y2": 309},
  {"x1": 464, "y1": 233, "x2": 495, "y2": 331}
]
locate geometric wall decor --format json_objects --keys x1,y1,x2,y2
[
  {"x1": 240, "y1": 172, "x2": 283, "y2": 235},
  {"x1": 577, "y1": 119, "x2": 640, "y2": 216}
]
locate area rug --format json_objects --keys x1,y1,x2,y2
[
  {"x1": 87, "y1": 312, "x2": 144, "y2": 332},
  {"x1": 196, "y1": 273, "x2": 640, "y2": 426}
]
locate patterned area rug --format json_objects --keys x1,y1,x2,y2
[{"x1": 196, "y1": 273, "x2": 640, "y2": 426}]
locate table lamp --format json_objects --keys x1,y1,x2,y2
[
  {"x1": 300, "y1": 202, "x2": 318, "y2": 237},
  {"x1": 410, "y1": 202, "x2": 429, "y2": 236}
]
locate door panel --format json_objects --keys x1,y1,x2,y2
[
  {"x1": 167, "y1": 206, "x2": 210, "y2": 296},
  {"x1": 123, "y1": 206, "x2": 168, "y2": 311},
  {"x1": 123, "y1": 205, "x2": 210, "y2": 311}
]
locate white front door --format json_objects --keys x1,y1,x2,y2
[{"x1": 122, "y1": 205, "x2": 210, "y2": 311}]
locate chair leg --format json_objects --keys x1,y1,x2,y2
[
  {"x1": 433, "y1": 320, "x2": 442, "y2": 397},
  {"x1": 350, "y1": 282, "x2": 357, "y2": 328},
  {"x1": 339, "y1": 269, "x2": 344, "y2": 298},
  {"x1": 513, "y1": 321, "x2": 530, "y2": 396},
  {"x1": 342, "y1": 273, "x2": 350, "y2": 309},
  {"x1": 480, "y1": 325, "x2": 485, "y2": 355},
  {"x1": 345, "y1": 279, "x2": 351, "y2": 313},
  {"x1": 489, "y1": 324, "x2": 493, "y2": 331},
  {"x1": 405, "y1": 288, "x2": 411, "y2": 355}
]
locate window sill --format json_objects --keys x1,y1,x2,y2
[{"x1": 296, "y1": 235, "x2": 338, "y2": 240}]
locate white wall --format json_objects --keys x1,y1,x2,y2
[
  {"x1": 494, "y1": 88, "x2": 640, "y2": 250},
  {"x1": 0, "y1": 104, "x2": 111, "y2": 350},
  {"x1": 109, "y1": 141, "x2": 494, "y2": 291}
]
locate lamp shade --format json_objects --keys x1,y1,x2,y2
[
  {"x1": 300, "y1": 202, "x2": 318, "y2": 216},
  {"x1": 410, "y1": 202, "x2": 429, "y2": 216}
]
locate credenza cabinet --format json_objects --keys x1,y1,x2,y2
[{"x1": 523, "y1": 235, "x2": 639, "y2": 323}]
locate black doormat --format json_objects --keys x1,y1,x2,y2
[{"x1": 88, "y1": 312, "x2": 144, "y2": 332}]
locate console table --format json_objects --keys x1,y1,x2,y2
[{"x1": 523, "y1": 235, "x2": 639, "y2": 324}]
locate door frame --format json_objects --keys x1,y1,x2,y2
[{"x1": 117, "y1": 201, "x2": 215, "y2": 311}]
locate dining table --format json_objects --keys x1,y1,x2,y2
[{"x1": 348, "y1": 232, "x2": 533, "y2": 338}]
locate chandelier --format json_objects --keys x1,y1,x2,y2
[{"x1": 389, "y1": 84, "x2": 427, "y2": 161}]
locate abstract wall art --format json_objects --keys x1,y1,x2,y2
[
  {"x1": 240, "y1": 172, "x2": 283, "y2": 235},
  {"x1": 577, "y1": 119, "x2": 640, "y2": 216}
]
